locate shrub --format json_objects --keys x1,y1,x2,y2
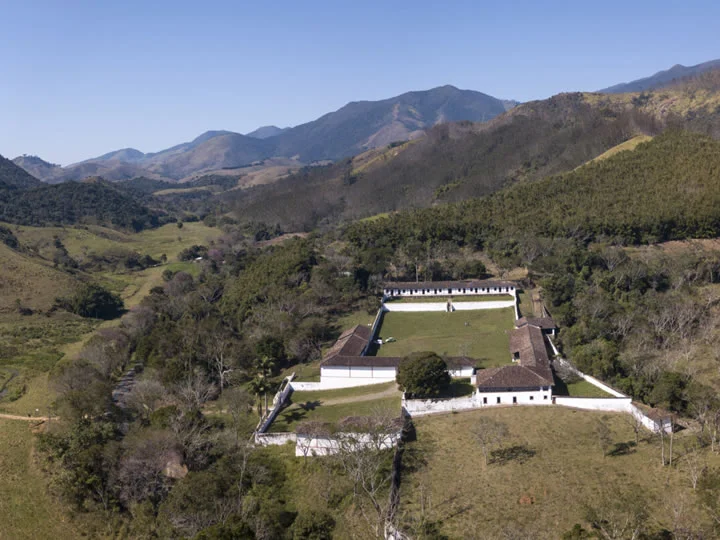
[{"x1": 396, "y1": 352, "x2": 450, "y2": 398}]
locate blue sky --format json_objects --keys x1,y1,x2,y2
[{"x1": 2, "y1": 0, "x2": 718, "y2": 164}]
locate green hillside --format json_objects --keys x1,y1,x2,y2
[
  {"x1": 0, "y1": 154, "x2": 42, "y2": 189},
  {"x1": 0, "y1": 180, "x2": 165, "y2": 231}
]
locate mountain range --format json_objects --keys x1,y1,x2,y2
[
  {"x1": 599, "y1": 58, "x2": 720, "y2": 93},
  {"x1": 9, "y1": 59, "x2": 720, "y2": 188},
  {"x1": 13, "y1": 86, "x2": 517, "y2": 183}
]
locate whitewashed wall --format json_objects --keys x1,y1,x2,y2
[
  {"x1": 295, "y1": 431, "x2": 401, "y2": 457},
  {"x1": 255, "y1": 432, "x2": 297, "y2": 446},
  {"x1": 382, "y1": 300, "x2": 515, "y2": 312},
  {"x1": 553, "y1": 356, "x2": 627, "y2": 398},
  {"x1": 256, "y1": 375, "x2": 295, "y2": 433},
  {"x1": 403, "y1": 389, "x2": 551, "y2": 416},
  {"x1": 554, "y1": 396, "x2": 632, "y2": 412},
  {"x1": 448, "y1": 367, "x2": 475, "y2": 378},
  {"x1": 291, "y1": 380, "x2": 397, "y2": 391},
  {"x1": 321, "y1": 365, "x2": 397, "y2": 381}
]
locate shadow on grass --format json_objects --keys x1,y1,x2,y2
[
  {"x1": 607, "y1": 440, "x2": 637, "y2": 457},
  {"x1": 490, "y1": 445, "x2": 536, "y2": 465},
  {"x1": 297, "y1": 400, "x2": 321, "y2": 412}
]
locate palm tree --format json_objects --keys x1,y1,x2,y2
[
  {"x1": 248, "y1": 376, "x2": 273, "y2": 417},
  {"x1": 256, "y1": 355, "x2": 276, "y2": 379}
]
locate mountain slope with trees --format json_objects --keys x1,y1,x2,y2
[
  {"x1": 600, "y1": 58, "x2": 720, "y2": 93},
  {"x1": 0, "y1": 154, "x2": 42, "y2": 189}
]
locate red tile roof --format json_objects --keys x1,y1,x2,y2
[
  {"x1": 515, "y1": 317, "x2": 557, "y2": 330},
  {"x1": 323, "y1": 325, "x2": 372, "y2": 360}
]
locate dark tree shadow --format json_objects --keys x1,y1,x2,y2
[
  {"x1": 298, "y1": 400, "x2": 321, "y2": 411},
  {"x1": 490, "y1": 445, "x2": 537, "y2": 465},
  {"x1": 607, "y1": 440, "x2": 637, "y2": 457}
]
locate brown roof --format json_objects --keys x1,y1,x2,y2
[
  {"x1": 474, "y1": 325, "x2": 554, "y2": 389},
  {"x1": 321, "y1": 354, "x2": 479, "y2": 370},
  {"x1": 515, "y1": 317, "x2": 557, "y2": 330},
  {"x1": 324, "y1": 325, "x2": 372, "y2": 360},
  {"x1": 383, "y1": 280, "x2": 516, "y2": 290},
  {"x1": 475, "y1": 365, "x2": 551, "y2": 389},
  {"x1": 509, "y1": 325, "x2": 551, "y2": 370},
  {"x1": 444, "y1": 356, "x2": 478, "y2": 369},
  {"x1": 321, "y1": 355, "x2": 402, "y2": 368},
  {"x1": 633, "y1": 402, "x2": 674, "y2": 422}
]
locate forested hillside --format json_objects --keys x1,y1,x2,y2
[
  {"x1": 229, "y1": 94, "x2": 662, "y2": 230},
  {"x1": 0, "y1": 154, "x2": 42, "y2": 189},
  {"x1": 0, "y1": 180, "x2": 165, "y2": 231}
]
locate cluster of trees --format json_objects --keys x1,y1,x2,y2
[
  {"x1": 38, "y1": 233, "x2": 403, "y2": 537},
  {"x1": 54, "y1": 283, "x2": 125, "y2": 320},
  {"x1": 229, "y1": 96, "x2": 661, "y2": 231},
  {"x1": 0, "y1": 180, "x2": 166, "y2": 231}
]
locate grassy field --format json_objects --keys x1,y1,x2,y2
[
  {"x1": 373, "y1": 309, "x2": 515, "y2": 365},
  {"x1": 0, "y1": 244, "x2": 80, "y2": 312},
  {"x1": 399, "y1": 407, "x2": 710, "y2": 539},
  {"x1": 583, "y1": 135, "x2": 653, "y2": 166},
  {"x1": 565, "y1": 379, "x2": 613, "y2": 398},
  {"x1": 0, "y1": 420, "x2": 80, "y2": 539},
  {"x1": 269, "y1": 385, "x2": 401, "y2": 433},
  {"x1": 12, "y1": 221, "x2": 221, "y2": 262}
]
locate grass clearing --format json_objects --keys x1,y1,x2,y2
[
  {"x1": 400, "y1": 407, "x2": 709, "y2": 538},
  {"x1": 269, "y1": 394, "x2": 401, "y2": 432},
  {"x1": 0, "y1": 420, "x2": 80, "y2": 539},
  {"x1": 373, "y1": 309, "x2": 515, "y2": 366}
]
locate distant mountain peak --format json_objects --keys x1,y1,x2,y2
[
  {"x1": 246, "y1": 126, "x2": 290, "y2": 139},
  {"x1": 600, "y1": 58, "x2": 720, "y2": 94}
]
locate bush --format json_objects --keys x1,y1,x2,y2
[
  {"x1": 292, "y1": 510, "x2": 335, "y2": 540},
  {"x1": 396, "y1": 352, "x2": 451, "y2": 398},
  {"x1": 55, "y1": 283, "x2": 124, "y2": 320}
]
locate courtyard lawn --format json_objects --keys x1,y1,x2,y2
[
  {"x1": 372, "y1": 309, "x2": 515, "y2": 367},
  {"x1": 399, "y1": 407, "x2": 712, "y2": 539},
  {"x1": 269, "y1": 383, "x2": 401, "y2": 433},
  {"x1": 566, "y1": 379, "x2": 614, "y2": 398}
]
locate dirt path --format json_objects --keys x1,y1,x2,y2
[{"x1": 0, "y1": 413, "x2": 49, "y2": 422}]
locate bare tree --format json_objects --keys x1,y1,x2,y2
[
  {"x1": 472, "y1": 417, "x2": 509, "y2": 466},
  {"x1": 330, "y1": 411, "x2": 403, "y2": 537},
  {"x1": 584, "y1": 485, "x2": 649, "y2": 540},
  {"x1": 595, "y1": 419, "x2": 613, "y2": 458},
  {"x1": 296, "y1": 421, "x2": 331, "y2": 463},
  {"x1": 175, "y1": 372, "x2": 219, "y2": 411},
  {"x1": 682, "y1": 443, "x2": 705, "y2": 490},
  {"x1": 224, "y1": 386, "x2": 254, "y2": 445},
  {"x1": 127, "y1": 378, "x2": 168, "y2": 421},
  {"x1": 625, "y1": 412, "x2": 645, "y2": 446}
]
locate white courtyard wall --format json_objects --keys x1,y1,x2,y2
[
  {"x1": 403, "y1": 388, "x2": 550, "y2": 416},
  {"x1": 554, "y1": 396, "x2": 632, "y2": 412},
  {"x1": 383, "y1": 300, "x2": 515, "y2": 312}
]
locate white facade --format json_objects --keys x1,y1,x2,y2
[
  {"x1": 320, "y1": 365, "x2": 397, "y2": 383},
  {"x1": 319, "y1": 364, "x2": 472, "y2": 388},
  {"x1": 383, "y1": 285, "x2": 516, "y2": 298},
  {"x1": 382, "y1": 300, "x2": 516, "y2": 312},
  {"x1": 403, "y1": 388, "x2": 552, "y2": 417}
]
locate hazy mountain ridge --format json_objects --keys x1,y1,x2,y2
[
  {"x1": 1, "y1": 154, "x2": 43, "y2": 189},
  {"x1": 229, "y1": 71, "x2": 720, "y2": 231},
  {"x1": 600, "y1": 58, "x2": 720, "y2": 93},
  {"x1": 13, "y1": 86, "x2": 516, "y2": 182},
  {"x1": 246, "y1": 125, "x2": 289, "y2": 139}
]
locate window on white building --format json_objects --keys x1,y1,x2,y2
[
  {"x1": 529, "y1": 396, "x2": 534, "y2": 400},
  {"x1": 483, "y1": 397, "x2": 487, "y2": 404},
  {"x1": 496, "y1": 397, "x2": 501, "y2": 404},
  {"x1": 513, "y1": 396, "x2": 517, "y2": 404}
]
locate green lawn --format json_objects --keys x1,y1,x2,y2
[
  {"x1": 269, "y1": 395, "x2": 401, "y2": 433},
  {"x1": 373, "y1": 309, "x2": 515, "y2": 366},
  {"x1": 566, "y1": 379, "x2": 614, "y2": 398},
  {"x1": 291, "y1": 381, "x2": 398, "y2": 403}
]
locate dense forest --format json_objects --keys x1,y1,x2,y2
[{"x1": 0, "y1": 180, "x2": 166, "y2": 231}]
